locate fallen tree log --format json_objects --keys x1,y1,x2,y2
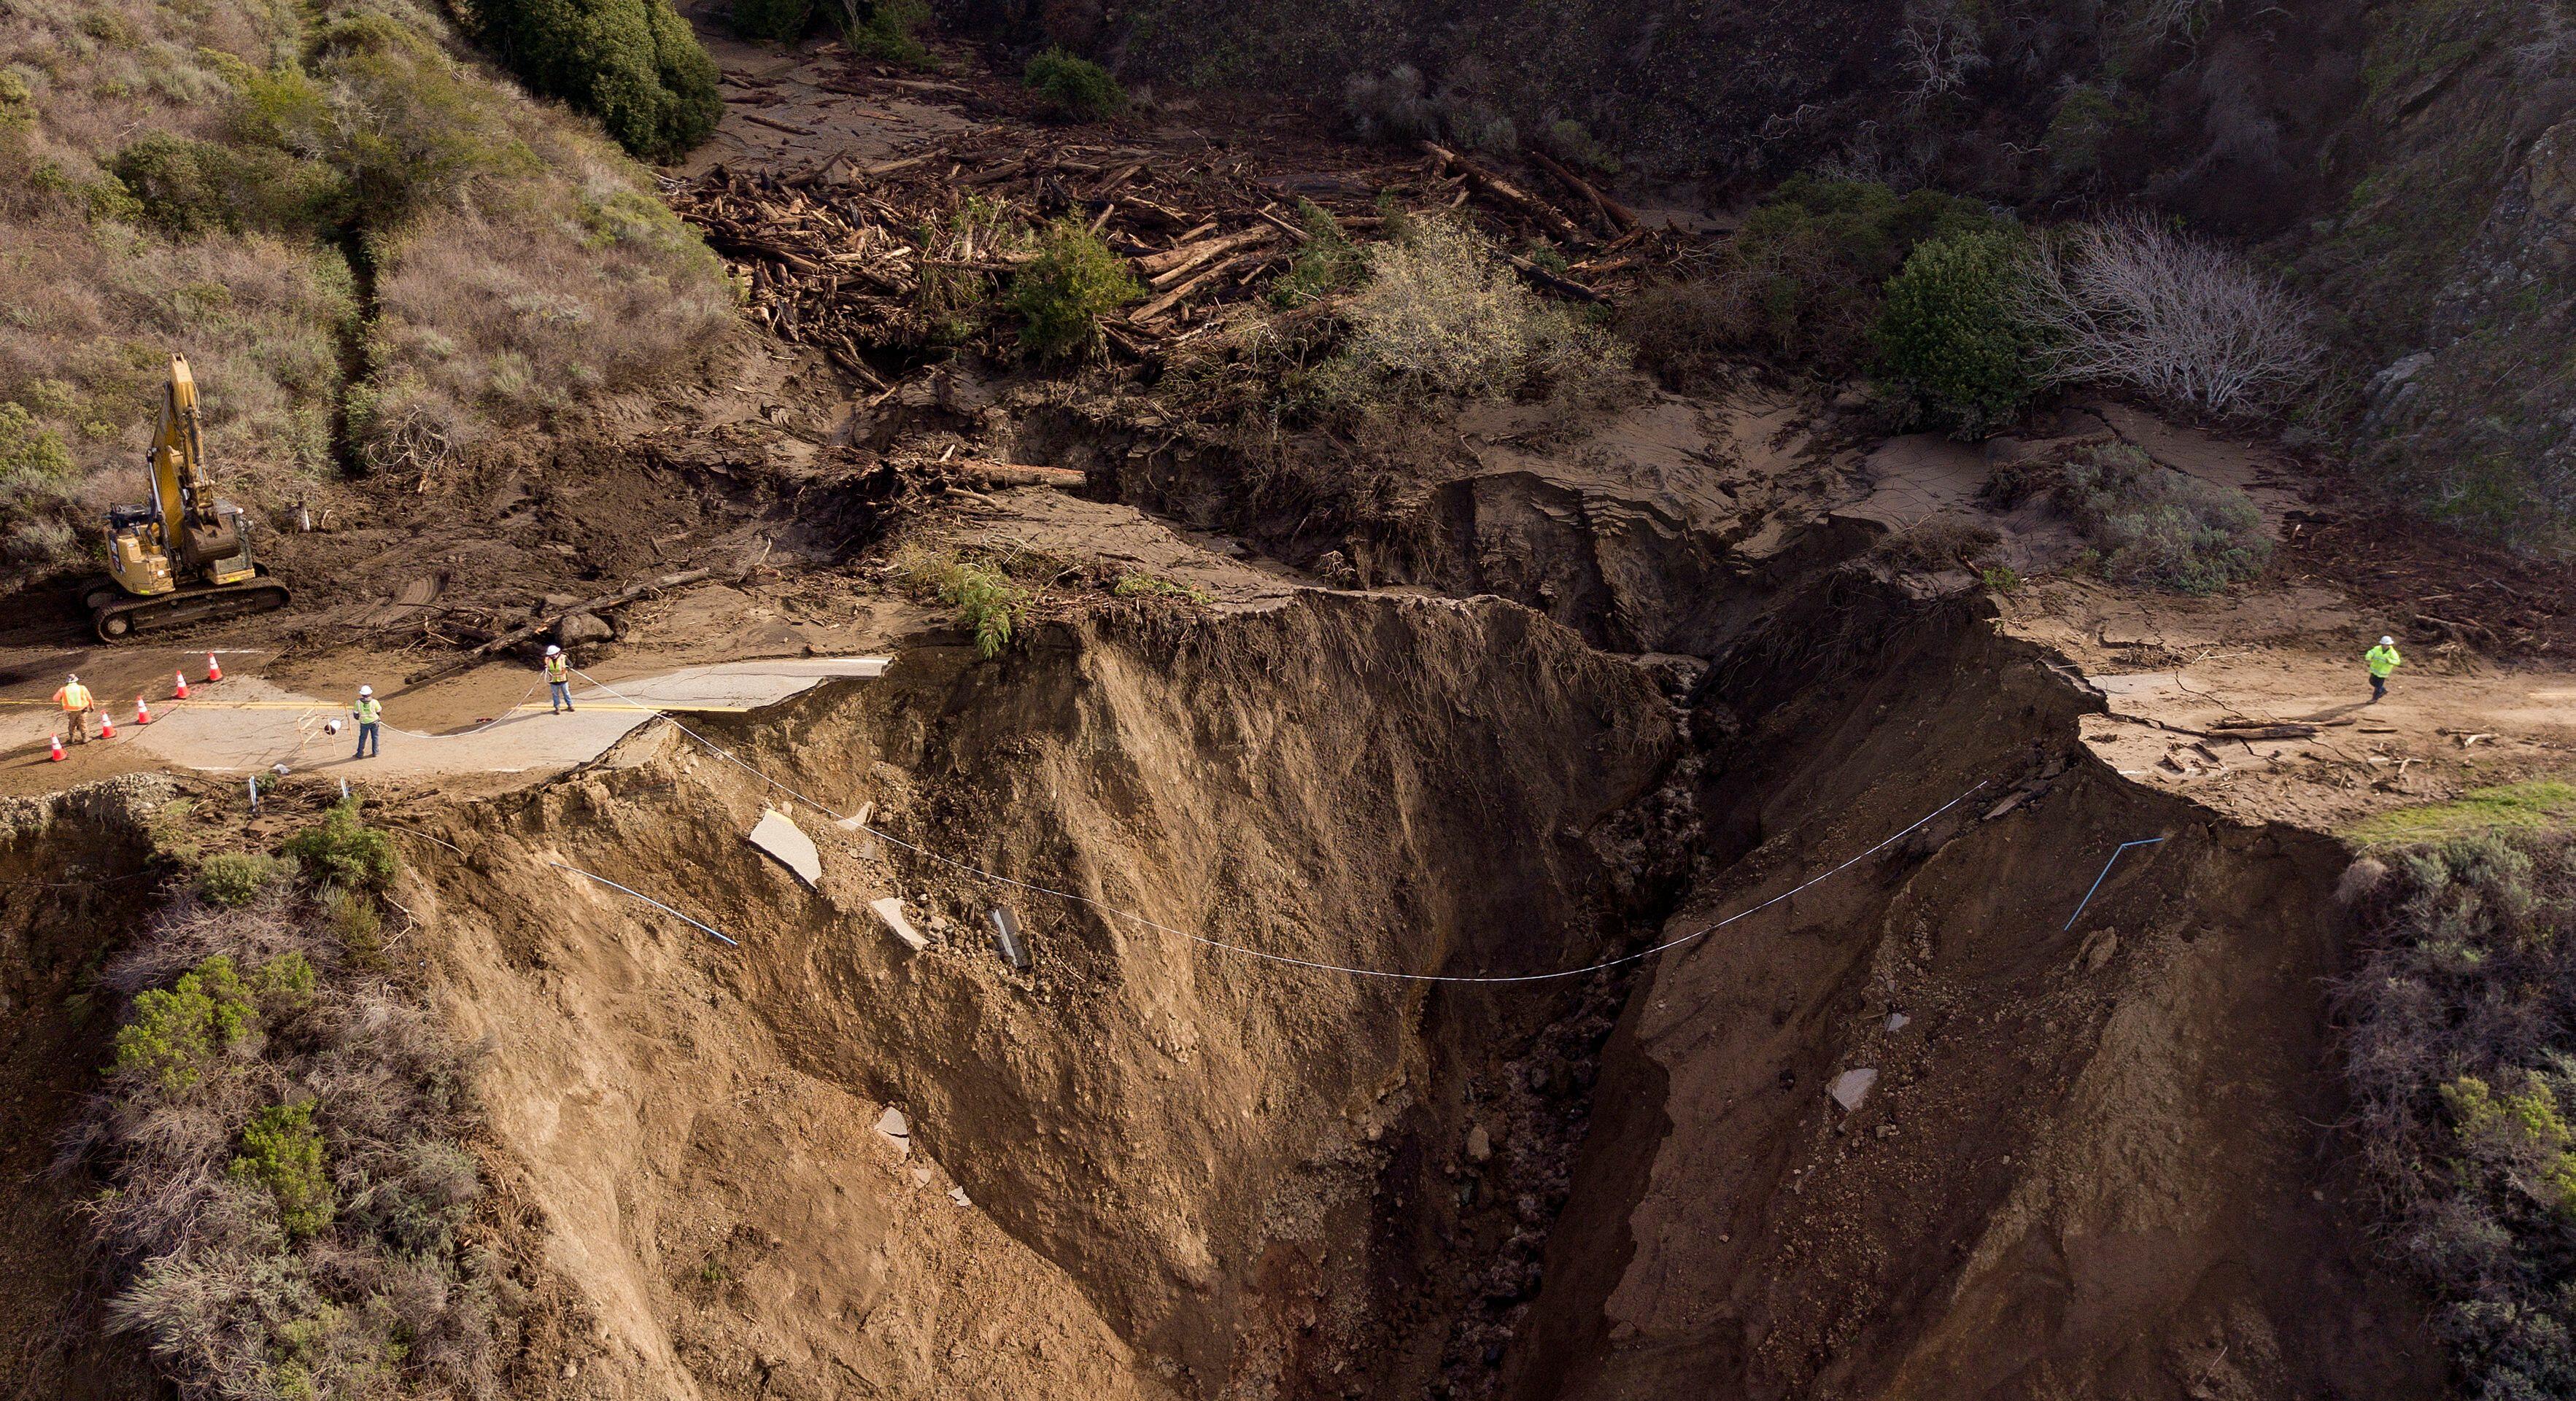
[
  {"x1": 399, "y1": 569, "x2": 711, "y2": 690},
  {"x1": 1527, "y1": 150, "x2": 1639, "y2": 235},
  {"x1": 951, "y1": 460, "x2": 1089, "y2": 489},
  {"x1": 1504, "y1": 254, "x2": 1605, "y2": 303},
  {"x1": 1420, "y1": 141, "x2": 1585, "y2": 242}
]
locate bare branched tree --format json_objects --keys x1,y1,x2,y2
[
  {"x1": 1897, "y1": 0, "x2": 1989, "y2": 109},
  {"x1": 2014, "y1": 213, "x2": 2322, "y2": 419}
]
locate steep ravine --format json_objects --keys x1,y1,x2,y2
[
  {"x1": 390, "y1": 582, "x2": 2434, "y2": 1397},
  {"x1": 0, "y1": 584, "x2": 2442, "y2": 1397}
]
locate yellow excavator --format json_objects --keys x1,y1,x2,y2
[{"x1": 84, "y1": 355, "x2": 289, "y2": 640}]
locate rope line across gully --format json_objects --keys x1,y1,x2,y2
[{"x1": 560, "y1": 667, "x2": 1992, "y2": 986}]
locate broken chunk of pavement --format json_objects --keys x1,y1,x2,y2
[
  {"x1": 1828, "y1": 1068, "x2": 1879, "y2": 1112},
  {"x1": 875, "y1": 1106, "x2": 910, "y2": 1154},
  {"x1": 869, "y1": 896, "x2": 926, "y2": 951},
  {"x1": 746, "y1": 807, "x2": 822, "y2": 886}
]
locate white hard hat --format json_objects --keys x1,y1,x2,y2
[
  {"x1": 65, "y1": 673, "x2": 76, "y2": 683},
  {"x1": 358, "y1": 685, "x2": 374, "y2": 696},
  {"x1": 546, "y1": 645, "x2": 561, "y2": 656},
  {"x1": 2380, "y1": 636, "x2": 2394, "y2": 646}
]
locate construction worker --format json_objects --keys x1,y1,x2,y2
[
  {"x1": 544, "y1": 645, "x2": 575, "y2": 713},
  {"x1": 2366, "y1": 635, "x2": 2403, "y2": 703},
  {"x1": 351, "y1": 685, "x2": 382, "y2": 759},
  {"x1": 52, "y1": 673, "x2": 93, "y2": 742}
]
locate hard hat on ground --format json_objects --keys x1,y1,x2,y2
[
  {"x1": 2380, "y1": 636, "x2": 2394, "y2": 646},
  {"x1": 358, "y1": 685, "x2": 374, "y2": 696},
  {"x1": 546, "y1": 645, "x2": 561, "y2": 656}
]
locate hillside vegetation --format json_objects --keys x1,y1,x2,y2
[
  {"x1": 1014, "y1": 0, "x2": 2576, "y2": 548},
  {"x1": 0, "y1": 0, "x2": 730, "y2": 584}
]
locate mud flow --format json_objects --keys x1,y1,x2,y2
[{"x1": 161, "y1": 575, "x2": 2396, "y2": 1399}]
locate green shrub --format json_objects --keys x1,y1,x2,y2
[
  {"x1": 892, "y1": 548, "x2": 1027, "y2": 658},
  {"x1": 0, "y1": 403, "x2": 72, "y2": 484},
  {"x1": 282, "y1": 800, "x2": 398, "y2": 891},
  {"x1": 1270, "y1": 200, "x2": 1365, "y2": 308},
  {"x1": 2054, "y1": 443, "x2": 2270, "y2": 592},
  {"x1": 109, "y1": 133, "x2": 346, "y2": 239},
  {"x1": 471, "y1": 0, "x2": 724, "y2": 159},
  {"x1": 2342, "y1": 830, "x2": 2576, "y2": 1399},
  {"x1": 730, "y1": 0, "x2": 813, "y2": 41},
  {"x1": 1024, "y1": 47, "x2": 1123, "y2": 122},
  {"x1": 2043, "y1": 85, "x2": 2124, "y2": 178},
  {"x1": 111, "y1": 955, "x2": 258, "y2": 1093},
  {"x1": 839, "y1": 0, "x2": 932, "y2": 66},
  {"x1": 1314, "y1": 214, "x2": 1628, "y2": 407},
  {"x1": 1872, "y1": 229, "x2": 2038, "y2": 435},
  {"x1": 323, "y1": 885, "x2": 387, "y2": 969},
  {"x1": 232, "y1": 1100, "x2": 336, "y2": 1238},
  {"x1": 944, "y1": 563, "x2": 1023, "y2": 658},
  {"x1": 1715, "y1": 175, "x2": 2011, "y2": 373},
  {"x1": 196, "y1": 851, "x2": 298, "y2": 907},
  {"x1": 1007, "y1": 220, "x2": 1141, "y2": 360}
]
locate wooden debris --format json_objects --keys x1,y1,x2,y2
[
  {"x1": 399, "y1": 569, "x2": 711, "y2": 689},
  {"x1": 662, "y1": 106, "x2": 1706, "y2": 374}
]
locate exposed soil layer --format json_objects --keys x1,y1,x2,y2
[
  {"x1": 1522, "y1": 591, "x2": 2443, "y2": 1399},
  {"x1": 23, "y1": 578, "x2": 2393, "y2": 1400},
  {"x1": 0, "y1": 776, "x2": 179, "y2": 1400},
  {"x1": 386, "y1": 593, "x2": 1681, "y2": 1397}
]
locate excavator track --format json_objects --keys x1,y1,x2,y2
[{"x1": 89, "y1": 575, "x2": 289, "y2": 640}]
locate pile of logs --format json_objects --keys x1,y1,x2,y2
[{"x1": 662, "y1": 124, "x2": 1701, "y2": 370}]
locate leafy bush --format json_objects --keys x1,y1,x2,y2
[
  {"x1": 232, "y1": 1100, "x2": 336, "y2": 1238},
  {"x1": 110, "y1": 955, "x2": 258, "y2": 1094},
  {"x1": 1314, "y1": 214, "x2": 1628, "y2": 406},
  {"x1": 1709, "y1": 175, "x2": 2012, "y2": 373},
  {"x1": 196, "y1": 852, "x2": 296, "y2": 907},
  {"x1": 473, "y1": 0, "x2": 724, "y2": 159},
  {"x1": 107, "y1": 135, "x2": 343, "y2": 241},
  {"x1": 1270, "y1": 200, "x2": 1365, "y2": 308},
  {"x1": 282, "y1": 800, "x2": 397, "y2": 892},
  {"x1": 1007, "y1": 220, "x2": 1141, "y2": 359},
  {"x1": 835, "y1": 0, "x2": 932, "y2": 64},
  {"x1": 892, "y1": 547, "x2": 1028, "y2": 658},
  {"x1": 1872, "y1": 228, "x2": 2038, "y2": 435},
  {"x1": 87, "y1": 891, "x2": 496, "y2": 1400},
  {"x1": 322, "y1": 885, "x2": 387, "y2": 970},
  {"x1": 0, "y1": 402, "x2": 71, "y2": 483},
  {"x1": 1024, "y1": 47, "x2": 1124, "y2": 121},
  {"x1": 2341, "y1": 831, "x2": 2576, "y2": 1401},
  {"x1": 730, "y1": 0, "x2": 813, "y2": 41},
  {"x1": 2043, "y1": 85, "x2": 2124, "y2": 178},
  {"x1": 2054, "y1": 442, "x2": 2270, "y2": 592}
]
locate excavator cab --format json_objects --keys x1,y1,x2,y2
[{"x1": 86, "y1": 356, "x2": 288, "y2": 639}]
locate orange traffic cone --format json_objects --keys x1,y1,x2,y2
[
  {"x1": 173, "y1": 670, "x2": 189, "y2": 700},
  {"x1": 205, "y1": 653, "x2": 223, "y2": 683},
  {"x1": 98, "y1": 710, "x2": 115, "y2": 740},
  {"x1": 134, "y1": 696, "x2": 152, "y2": 726},
  {"x1": 47, "y1": 734, "x2": 63, "y2": 761}
]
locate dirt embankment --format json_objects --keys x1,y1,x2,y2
[
  {"x1": 0, "y1": 775, "x2": 177, "y2": 1398},
  {"x1": 387, "y1": 592, "x2": 1682, "y2": 1397},
  {"x1": 1520, "y1": 589, "x2": 2443, "y2": 1400},
  {"x1": 0, "y1": 575, "x2": 2459, "y2": 1399}
]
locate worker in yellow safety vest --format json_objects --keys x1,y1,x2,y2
[
  {"x1": 52, "y1": 674, "x2": 93, "y2": 742},
  {"x1": 2366, "y1": 636, "x2": 2402, "y2": 703},
  {"x1": 351, "y1": 686, "x2": 382, "y2": 759},
  {"x1": 544, "y1": 645, "x2": 575, "y2": 714}
]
